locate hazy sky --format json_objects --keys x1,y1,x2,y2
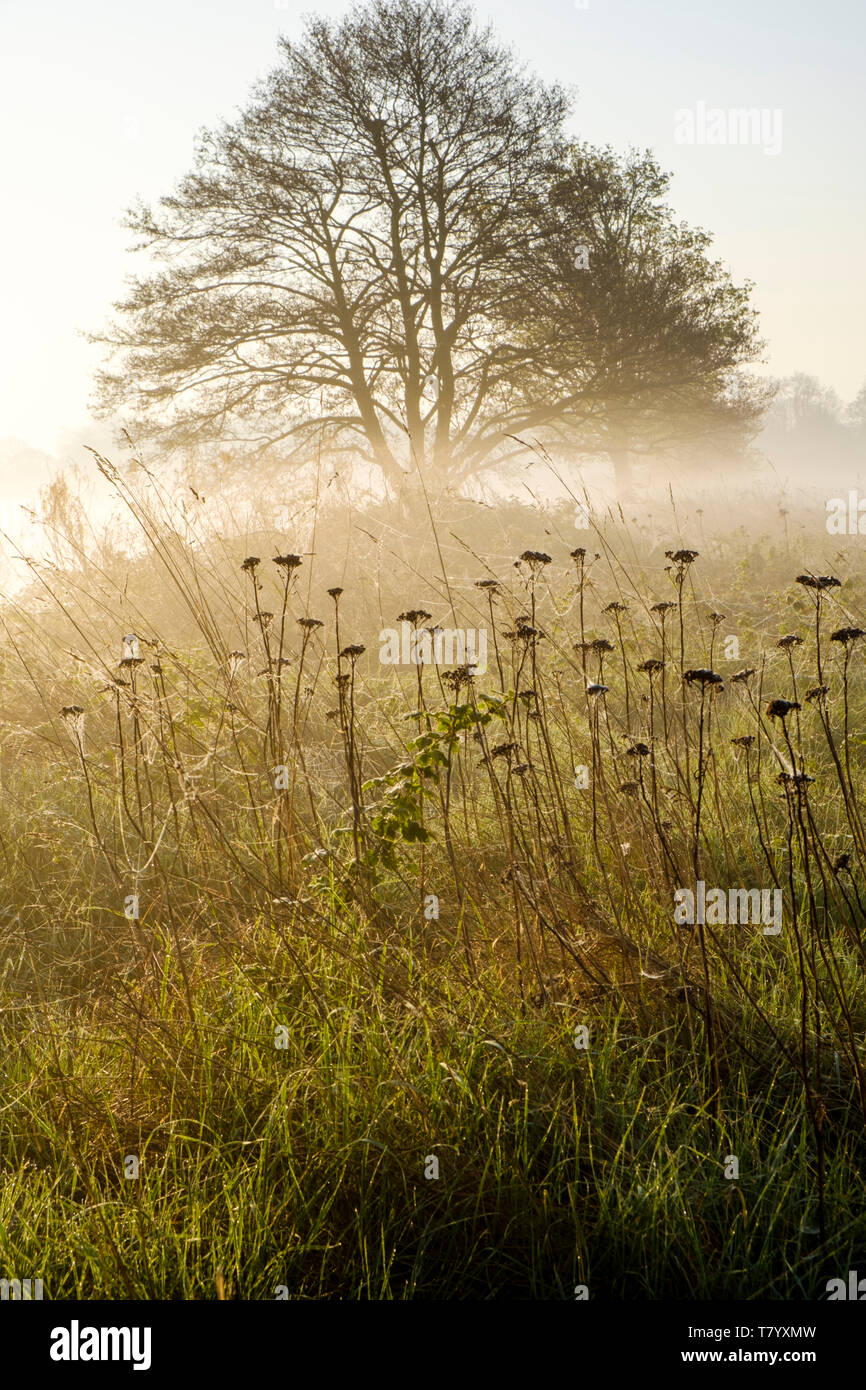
[{"x1": 1, "y1": 0, "x2": 864, "y2": 456}]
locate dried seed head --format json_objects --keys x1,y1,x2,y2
[
  {"x1": 519, "y1": 549, "x2": 552, "y2": 568},
  {"x1": 241, "y1": 556, "x2": 260, "y2": 573},
  {"x1": 766, "y1": 698, "x2": 801, "y2": 718},
  {"x1": 274, "y1": 554, "x2": 303, "y2": 569},
  {"x1": 831, "y1": 626, "x2": 866, "y2": 645},
  {"x1": 397, "y1": 609, "x2": 432, "y2": 625},
  {"x1": 796, "y1": 573, "x2": 841, "y2": 591},
  {"x1": 507, "y1": 621, "x2": 540, "y2": 642},
  {"x1": 731, "y1": 668, "x2": 756, "y2": 683},
  {"x1": 777, "y1": 634, "x2": 803, "y2": 649},
  {"x1": 637, "y1": 658, "x2": 664, "y2": 674},
  {"x1": 777, "y1": 770, "x2": 814, "y2": 787},
  {"x1": 443, "y1": 665, "x2": 476, "y2": 690},
  {"x1": 731, "y1": 734, "x2": 755, "y2": 748},
  {"x1": 683, "y1": 668, "x2": 723, "y2": 686}
]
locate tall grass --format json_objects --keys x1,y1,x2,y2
[{"x1": 0, "y1": 453, "x2": 864, "y2": 1298}]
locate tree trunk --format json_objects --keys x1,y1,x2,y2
[{"x1": 609, "y1": 444, "x2": 632, "y2": 490}]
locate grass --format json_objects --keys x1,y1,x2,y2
[{"x1": 0, "y1": 452, "x2": 865, "y2": 1299}]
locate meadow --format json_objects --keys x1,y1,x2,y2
[{"x1": 0, "y1": 450, "x2": 864, "y2": 1299}]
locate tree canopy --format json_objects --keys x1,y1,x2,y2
[{"x1": 94, "y1": 0, "x2": 767, "y2": 489}]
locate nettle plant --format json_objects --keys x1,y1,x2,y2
[{"x1": 364, "y1": 694, "x2": 508, "y2": 867}]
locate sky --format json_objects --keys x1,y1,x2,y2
[{"x1": 0, "y1": 0, "x2": 864, "y2": 473}]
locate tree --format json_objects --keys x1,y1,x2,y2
[
  {"x1": 503, "y1": 145, "x2": 769, "y2": 486},
  {"x1": 760, "y1": 372, "x2": 861, "y2": 475},
  {"x1": 845, "y1": 380, "x2": 866, "y2": 432},
  {"x1": 94, "y1": 3, "x2": 769, "y2": 492},
  {"x1": 93, "y1": 0, "x2": 574, "y2": 487}
]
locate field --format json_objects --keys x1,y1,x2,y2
[{"x1": 1, "y1": 452, "x2": 864, "y2": 1300}]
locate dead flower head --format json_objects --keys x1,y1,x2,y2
[
  {"x1": 665, "y1": 548, "x2": 699, "y2": 567},
  {"x1": 766, "y1": 698, "x2": 801, "y2": 719},
  {"x1": 796, "y1": 573, "x2": 841, "y2": 592},
  {"x1": 683, "y1": 668, "x2": 723, "y2": 688},
  {"x1": 519, "y1": 550, "x2": 552, "y2": 571}
]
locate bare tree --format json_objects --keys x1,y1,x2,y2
[
  {"x1": 93, "y1": 0, "x2": 577, "y2": 487},
  {"x1": 508, "y1": 145, "x2": 769, "y2": 485}
]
